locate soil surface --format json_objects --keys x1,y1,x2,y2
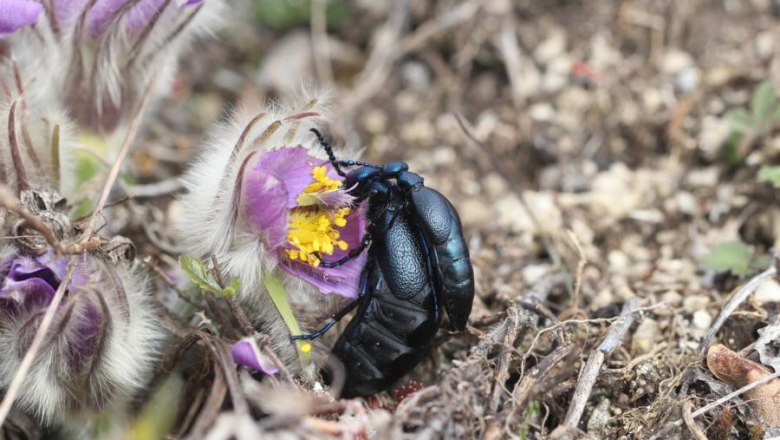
[{"x1": 35, "y1": 1, "x2": 780, "y2": 439}]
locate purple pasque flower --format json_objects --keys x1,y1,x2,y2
[
  {"x1": 0, "y1": 248, "x2": 161, "y2": 423},
  {"x1": 0, "y1": 0, "x2": 42, "y2": 38},
  {"x1": 239, "y1": 146, "x2": 367, "y2": 299},
  {"x1": 230, "y1": 337, "x2": 279, "y2": 375},
  {"x1": 178, "y1": 94, "x2": 365, "y2": 372}
]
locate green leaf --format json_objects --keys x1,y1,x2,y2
[
  {"x1": 128, "y1": 375, "x2": 182, "y2": 440},
  {"x1": 752, "y1": 80, "x2": 777, "y2": 126},
  {"x1": 727, "y1": 108, "x2": 754, "y2": 134},
  {"x1": 263, "y1": 272, "x2": 311, "y2": 363},
  {"x1": 700, "y1": 241, "x2": 752, "y2": 276},
  {"x1": 222, "y1": 278, "x2": 241, "y2": 299},
  {"x1": 253, "y1": 0, "x2": 348, "y2": 30},
  {"x1": 772, "y1": 103, "x2": 780, "y2": 124},
  {"x1": 179, "y1": 256, "x2": 222, "y2": 294},
  {"x1": 723, "y1": 130, "x2": 745, "y2": 165},
  {"x1": 73, "y1": 150, "x2": 102, "y2": 186},
  {"x1": 758, "y1": 166, "x2": 780, "y2": 188}
]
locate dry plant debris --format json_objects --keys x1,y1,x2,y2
[{"x1": 5, "y1": 0, "x2": 780, "y2": 439}]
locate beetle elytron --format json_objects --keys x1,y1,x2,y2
[{"x1": 293, "y1": 129, "x2": 474, "y2": 398}]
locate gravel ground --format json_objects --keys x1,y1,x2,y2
[{"x1": 6, "y1": 1, "x2": 780, "y2": 439}]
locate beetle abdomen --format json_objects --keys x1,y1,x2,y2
[
  {"x1": 408, "y1": 187, "x2": 474, "y2": 330},
  {"x1": 332, "y1": 211, "x2": 439, "y2": 398}
]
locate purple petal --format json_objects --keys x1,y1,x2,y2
[
  {"x1": 280, "y1": 203, "x2": 368, "y2": 298},
  {"x1": 329, "y1": 203, "x2": 366, "y2": 261},
  {"x1": 7, "y1": 258, "x2": 60, "y2": 290},
  {"x1": 51, "y1": 0, "x2": 87, "y2": 25},
  {"x1": 176, "y1": 0, "x2": 203, "y2": 6},
  {"x1": 230, "y1": 338, "x2": 279, "y2": 375},
  {"x1": 0, "y1": 278, "x2": 56, "y2": 317},
  {"x1": 81, "y1": 0, "x2": 168, "y2": 36},
  {"x1": 254, "y1": 147, "x2": 327, "y2": 209},
  {"x1": 66, "y1": 296, "x2": 107, "y2": 372},
  {"x1": 0, "y1": 0, "x2": 42, "y2": 38},
  {"x1": 241, "y1": 165, "x2": 290, "y2": 250}
]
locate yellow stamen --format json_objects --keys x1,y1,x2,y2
[{"x1": 286, "y1": 165, "x2": 352, "y2": 267}]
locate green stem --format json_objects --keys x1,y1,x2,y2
[{"x1": 263, "y1": 272, "x2": 311, "y2": 364}]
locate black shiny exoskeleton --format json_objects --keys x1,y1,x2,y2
[{"x1": 293, "y1": 129, "x2": 475, "y2": 398}]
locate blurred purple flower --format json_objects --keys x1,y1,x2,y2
[
  {"x1": 0, "y1": 247, "x2": 161, "y2": 422},
  {"x1": 0, "y1": 251, "x2": 106, "y2": 375},
  {"x1": 239, "y1": 146, "x2": 367, "y2": 299},
  {"x1": 0, "y1": 0, "x2": 42, "y2": 38},
  {"x1": 230, "y1": 337, "x2": 279, "y2": 375},
  {"x1": 50, "y1": 0, "x2": 206, "y2": 36}
]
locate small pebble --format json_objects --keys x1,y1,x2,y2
[
  {"x1": 683, "y1": 295, "x2": 710, "y2": 313},
  {"x1": 692, "y1": 310, "x2": 713, "y2": 330}
]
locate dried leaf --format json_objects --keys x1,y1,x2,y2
[
  {"x1": 707, "y1": 344, "x2": 780, "y2": 427},
  {"x1": 756, "y1": 324, "x2": 780, "y2": 373}
]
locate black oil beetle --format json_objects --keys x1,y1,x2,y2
[{"x1": 291, "y1": 129, "x2": 474, "y2": 398}]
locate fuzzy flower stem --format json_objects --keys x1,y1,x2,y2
[
  {"x1": 0, "y1": 260, "x2": 76, "y2": 425},
  {"x1": 202, "y1": 290, "x2": 237, "y2": 339},
  {"x1": 253, "y1": 332, "x2": 295, "y2": 383},
  {"x1": 83, "y1": 73, "x2": 157, "y2": 240},
  {"x1": 199, "y1": 332, "x2": 248, "y2": 417}
]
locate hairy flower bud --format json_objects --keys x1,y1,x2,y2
[
  {"x1": 6, "y1": 0, "x2": 221, "y2": 134},
  {"x1": 0, "y1": 243, "x2": 161, "y2": 424},
  {"x1": 0, "y1": 84, "x2": 161, "y2": 427}
]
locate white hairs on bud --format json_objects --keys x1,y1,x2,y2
[
  {"x1": 0, "y1": 254, "x2": 163, "y2": 425},
  {"x1": 0, "y1": 91, "x2": 77, "y2": 197},
  {"x1": 8, "y1": 1, "x2": 223, "y2": 136},
  {"x1": 178, "y1": 89, "x2": 355, "y2": 369}
]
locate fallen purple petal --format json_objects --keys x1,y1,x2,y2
[{"x1": 231, "y1": 337, "x2": 279, "y2": 375}]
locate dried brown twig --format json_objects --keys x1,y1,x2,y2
[
  {"x1": 0, "y1": 184, "x2": 101, "y2": 254},
  {"x1": 82, "y1": 73, "x2": 158, "y2": 240},
  {"x1": 341, "y1": 0, "x2": 482, "y2": 115},
  {"x1": 556, "y1": 297, "x2": 641, "y2": 437},
  {"x1": 700, "y1": 262, "x2": 778, "y2": 355}
]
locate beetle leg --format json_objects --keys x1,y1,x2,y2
[
  {"x1": 317, "y1": 233, "x2": 373, "y2": 268},
  {"x1": 290, "y1": 264, "x2": 370, "y2": 341},
  {"x1": 290, "y1": 299, "x2": 359, "y2": 340}
]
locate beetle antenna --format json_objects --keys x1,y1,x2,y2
[{"x1": 310, "y1": 128, "x2": 346, "y2": 177}]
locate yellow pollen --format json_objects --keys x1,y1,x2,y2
[{"x1": 286, "y1": 165, "x2": 352, "y2": 267}]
